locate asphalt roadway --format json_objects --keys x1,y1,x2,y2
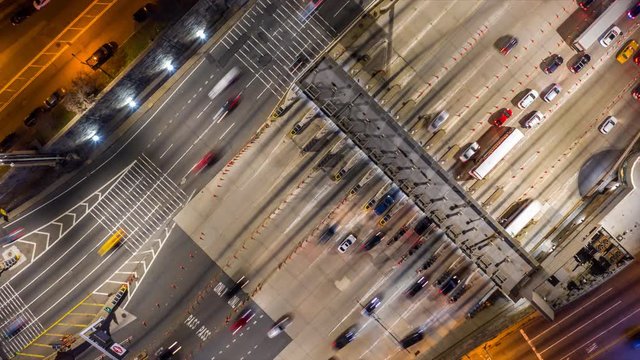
[{"x1": 0, "y1": 0, "x2": 366, "y2": 358}]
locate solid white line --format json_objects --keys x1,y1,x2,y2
[
  {"x1": 197, "y1": 101, "x2": 212, "y2": 118},
  {"x1": 168, "y1": 112, "x2": 224, "y2": 174},
  {"x1": 219, "y1": 123, "x2": 236, "y2": 139},
  {"x1": 540, "y1": 300, "x2": 622, "y2": 354},
  {"x1": 520, "y1": 329, "x2": 544, "y2": 360},
  {"x1": 159, "y1": 144, "x2": 173, "y2": 159},
  {"x1": 560, "y1": 306, "x2": 640, "y2": 360},
  {"x1": 531, "y1": 288, "x2": 613, "y2": 341},
  {"x1": 334, "y1": 2, "x2": 349, "y2": 17}
]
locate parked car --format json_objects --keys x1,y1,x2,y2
[
  {"x1": 414, "y1": 217, "x2": 433, "y2": 235},
  {"x1": 570, "y1": 53, "x2": 591, "y2": 73},
  {"x1": 86, "y1": 42, "x2": 118, "y2": 70},
  {"x1": 24, "y1": 107, "x2": 45, "y2": 127},
  {"x1": 428, "y1": 110, "x2": 449, "y2": 132},
  {"x1": 362, "y1": 296, "x2": 382, "y2": 316},
  {"x1": 598, "y1": 116, "x2": 617, "y2": 134},
  {"x1": 617, "y1": 40, "x2": 639, "y2": 64},
  {"x1": 44, "y1": 88, "x2": 67, "y2": 109},
  {"x1": 0, "y1": 133, "x2": 19, "y2": 152},
  {"x1": 517, "y1": 89, "x2": 538, "y2": 109},
  {"x1": 33, "y1": 0, "x2": 50, "y2": 10},
  {"x1": 338, "y1": 234, "x2": 356, "y2": 253},
  {"x1": 633, "y1": 84, "x2": 640, "y2": 100},
  {"x1": 459, "y1": 142, "x2": 480, "y2": 162},
  {"x1": 542, "y1": 84, "x2": 561, "y2": 102},
  {"x1": 499, "y1": 36, "x2": 518, "y2": 55},
  {"x1": 579, "y1": 0, "x2": 595, "y2": 10},
  {"x1": 543, "y1": 54, "x2": 563, "y2": 74},
  {"x1": 11, "y1": 6, "x2": 35, "y2": 25},
  {"x1": 523, "y1": 111, "x2": 544, "y2": 128},
  {"x1": 333, "y1": 325, "x2": 357, "y2": 349},
  {"x1": 628, "y1": 1, "x2": 640, "y2": 19},
  {"x1": 599, "y1": 25, "x2": 622, "y2": 47},
  {"x1": 406, "y1": 276, "x2": 428, "y2": 297},
  {"x1": 492, "y1": 108, "x2": 513, "y2": 127},
  {"x1": 400, "y1": 329, "x2": 424, "y2": 349},
  {"x1": 133, "y1": 3, "x2": 156, "y2": 22},
  {"x1": 362, "y1": 232, "x2": 384, "y2": 251}
]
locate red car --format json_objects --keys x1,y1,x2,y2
[
  {"x1": 191, "y1": 151, "x2": 215, "y2": 174},
  {"x1": 492, "y1": 108, "x2": 513, "y2": 127},
  {"x1": 633, "y1": 84, "x2": 640, "y2": 100},
  {"x1": 0, "y1": 227, "x2": 25, "y2": 246},
  {"x1": 230, "y1": 308, "x2": 254, "y2": 335},
  {"x1": 634, "y1": 52, "x2": 640, "y2": 65},
  {"x1": 222, "y1": 94, "x2": 241, "y2": 112}
]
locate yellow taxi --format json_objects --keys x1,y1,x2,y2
[
  {"x1": 617, "y1": 40, "x2": 639, "y2": 64},
  {"x1": 98, "y1": 229, "x2": 125, "y2": 256}
]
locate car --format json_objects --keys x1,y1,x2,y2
[
  {"x1": 428, "y1": 110, "x2": 449, "y2": 132},
  {"x1": 617, "y1": 40, "x2": 639, "y2": 64},
  {"x1": 492, "y1": 108, "x2": 513, "y2": 127},
  {"x1": 543, "y1": 54, "x2": 563, "y2": 74},
  {"x1": 523, "y1": 111, "x2": 544, "y2": 128},
  {"x1": 439, "y1": 275, "x2": 461, "y2": 295},
  {"x1": 225, "y1": 276, "x2": 249, "y2": 299},
  {"x1": 406, "y1": 276, "x2": 428, "y2": 297},
  {"x1": 3, "y1": 317, "x2": 27, "y2": 339},
  {"x1": 222, "y1": 93, "x2": 241, "y2": 112},
  {"x1": 630, "y1": 329, "x2": 640, "y2": 349},
  {"x1": 290, "y1": 53, "x2": 310, "y2": 72},
  {"x1": 0, "y1": 133, "x2": 19, "y2": 153},
  {"x1": 598, "y1": 116, "x2": 617, "y2": 134},
  {"x1": 499, "y1": 36, "x2": 518, "y2": 55},
  {"x1": 599, "y1": 25, "x2": 622, "y2": 47},
  {"x1": 208, "y1": 67, "x2": 240, "y2": 99},
  {"x1": 628, "y1": 2, "x2": 640, "y2": 19},
  {"x1": 86, "y1": 42, "x2": 118, "y2": 70},
  {"x1": 0, "y1": 227, "x2": 25, "y2": 246},
  {"x1": 319, "y1": 224, "x2": 337, "y2": 243},
  {"x1": 192, "y1": 151, "x2": 215, "y2": 174},
  {"x1": 517, "y1": 89, "x2": 538, "y2": 109},
  {"x1": 333, "y1": 325, "x2": 357, "y2": 349},
  {"x1": 230, "y1": 308, "x2": 255, "y2": 334},
  {"x1": 633, "y1": 84, "x2": 640, "y2": 100},
  {"x1": 362, "y1": 296, "x2": 382, "y2": 316},
  {"x1": 579, "y1": 0, "x2": 595, "y2": 10},
  {"x1": 374, "y1": 193, "x2": 396, "y2": 215},
  {"x1": 24, "y1": 107, "x2": 45, "y2": 127},
  {"x1": 155, "y1": 341, "x2": 180, "y2": 360},
  {"x1": 459, "y1": 142, "x2": 480, "y2": 162},
  {"x1": 362, "y1": 232, "x2": 384, "y2": 251},
  {"x1": 98, "y1": 229, "x2": 125, "y2": 256},
  {"x1": 44, "y1": 88, "x2": 67, "y2": 109},
  {"x1": 11, "y1": 6, "x2": 35, "y2": 25},
  {"x1": 414, "y1": 217, "x2": 433, "y2": 236},
  {"x1": 267, "y1": 315, "x2": 292, "y2": 338},
  {"x1": 338, "y1": 234, "x2": 356, "y2": 253},
  {"x1": 400, "y1": 329, "x2": 424, "y2": 348},
  {"x1": 133, "y1": 3, "x2": 156, "y2": 22},
  {"x1": 634, "y1": 51, "x2": 640, "y2": 65},
  {"x1": 387, "y1": 226, "x2": 408, "y2": 245},
  {"x1": 570, "y1": 53, "x2": 591, "y2": 73},
  {"x1": 33, "y1": 0, "x2": 50, "y2": 10},
  {"x1": 542, "y1": 84, "x2": 561, "y2": 103},
  {"x1": 301, "y1": 0, "x2": 324, "y2": 20}
]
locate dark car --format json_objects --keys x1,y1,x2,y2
[
  {"x1": 134, "y1": 3, "x2": 156, "y2": 22},
  {"x1": 333, "y1": 325, "x2": 357, "y2": 349},
  {"x1": 633, "y1": 84, "x2": 640, "y2": 100},
  {"x1": 11, "y1": 6, "x2": 35, "y2": 25},
  {"x1": 86, "y1": 42, "x2": 118, "y2": 70},
  {"x1": 387, "y1": 226, "x2": 408, "y2": 245},
  {"x1": 570, "y1": 53, "x2": 591, "y2": 73},
  {"x1": 374, "y1": 194, "x2": 396, "y2": 215},
  {"x1": 492, "y1": 108, "x2": 513, "y2": 127},
  {"x1": 406, "y1": 276, "x2": 428, "y2": 297},
  {"x1": 225, "y1": 276, "x2": 249, "y2": 299},
  {"x1": 579, "y1": 0, "x2": 595, "y2": 10},
  {"x1": 319, "y1": 224, "x2": 337, "y2": 243},
  {"x1": 290, "y1": 52, "x2": 310, "y2": 72},
  {"x1": 435, "y1": 271, "x2": 452, "y2": 287},
  {"x1": 362, "y1": 296, "x2": 382, "y2": 316},
  {"x1": 628, "y1": 1, "x2": 640, "y2": 19},
  {"x1": 362, "y1": 231, "x2": 384, "y2": 251},
  {"x1": 0, "y1": 133, "x2": 19, "y2": 153},
  {"x1": 24, "y1": 107, "x2": 45, "y2": 127},
  {"x1": 419, "y1": 254, "x2": 439, "y2": 272},
  {"x1": 439, "y1": 275, "x2": 461, "y2": 295},
  {"x1": 223, "y1": 94, "x2": 241, "y2": 112},
  {"x1": 499, "y1": 36, "x2": 518, "y2": 55},
  {"x1": 3, "y1": 317, "x2": 27, "y2": 339},
  {"x1": 543, "y1": 54, "x2": 563, "y2": 74},
  {"x1": 155, "y1": 341, "x2": 180, "y2": 360},
  {"x1": 414, "y1": 217, "x2": 433, "y2": 236},
  {"x1": 630, "y1": 329, "x2": 640, "y2": 349},
  {"x1": 400, "y1": 329, "x2": 424, "y2": 349},
  {"x1": 44, "y1": 88, "x2": 67, "y2": 109}
]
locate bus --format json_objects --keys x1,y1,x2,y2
[
  {"x1": 573, "y1": 0, "x2": 636, "y2": 52},
  {"x1": 98, "y1": 229, "x2": 125, "y2": 256},
  {"x1": 469, "y1": 127, "x2": 524, "y2": 180},
  {"x1": 504, "y1": 200, "x2": 543, "y2": 236}
]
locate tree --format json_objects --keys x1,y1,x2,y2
[{"x1": 63, "y1": 71, "x2": 100, "y2": 114}]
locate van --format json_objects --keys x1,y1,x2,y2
[
  {"x1": 524, "y1": 111, "x2": 544, "y2": 128},
  {"x1": 428, "y1": 110, "x2": 449, "y2": 132},
  {"x1": 98, "y1": 229, "x2": 125, "y2": 256},
  {"x1": 542, "y1": 84, "x2": 561, "y2": 103},
  {"x1": 338, "y1": 234, "x2": 356, "y2": 253}
]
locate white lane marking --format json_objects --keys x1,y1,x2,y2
[
  {"x1": 160, "y1": 144, "x2": 174, "y2": 159},
  {"x1": 167, "y1": 112, "x2": 225, "y2": 174},
  {"x1": 520, "y1": 329, "x2": 544, "y2": 360},
  {"x1": 539, "y1": 301, "x2": 622, "y2": 354},
  {"x1": 197, "y1": 102, "x2": 213, "y2": 118},
  {"x1": 334, "y1": 2, "x2": 349, "y2": 17},
  {"x1": 531, "y1": 288, "x2": 613, "y2": 341},
  {"x1": 219, "y1": 123, "x2": 236, "y2": 140},
  {"x1": 559, "y1": 306, "x2": 640, "y2": 360}
]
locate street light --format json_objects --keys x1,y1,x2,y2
[
  {"x1": 125, "y1": 96, "x2": 137, "y2": 108},
  {"x1": 195, "y1": 29, "x2": 206, "y2": 40},
  {"x1": 91, "y1": 134, "x2": 101, "y2": 142},
  {"x1": 163, "y1": 60, "x2": 175, "y2": 72}
]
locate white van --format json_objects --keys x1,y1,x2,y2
[{"x1": 208, "y1": 67, "x2": 240, "y2": 99}]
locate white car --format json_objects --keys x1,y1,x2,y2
[
  {"x1": 338, "y1": 234, "x2": 356, "y2": 253},
  {"x1": 459, "y1": 142, "x2": 480, "y2": 162},
  {"x1": 267, "y1": 316, "x2": 292, "y2": 338},
  {"x1": 517, "y1": 89, "x2": 538, "y2": 109},
  {"x1": 524, "y1": 111, "x2": 544, "y2": 128},
  {"x1": 542, "y1": 84, "x2": 561, "y2": 103},
  {"x1": 598, "y1": 116, "x2": 617, "y2": 134},
  {"x1": 208, "y1": 67, "x2": 240, "y2": 99},
  {"x1": 428, "y1": 110, "x2": 449, "y2": 132},
  {"x1": 33, "y1": 0, "x2": 50, "y2": 10},
  {"x1": 599, "y1": 25, "x2": 622, "y2": 47}
]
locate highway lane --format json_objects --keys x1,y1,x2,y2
[{"x1": 1, "y1": 0, "x2": 367, "y2": 357}]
